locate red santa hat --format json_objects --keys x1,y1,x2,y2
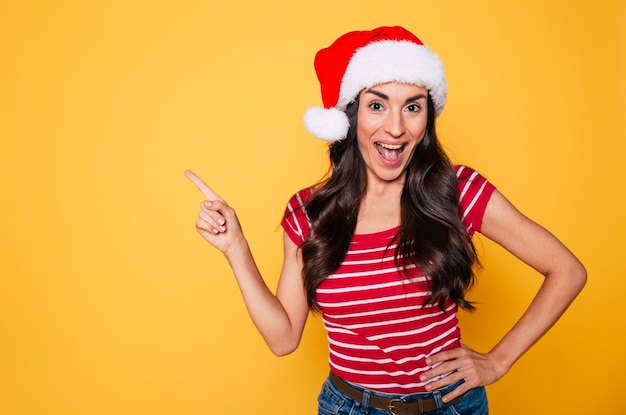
[{"x1": 303, "y1": 26, "x2": 447, "y2": 142}]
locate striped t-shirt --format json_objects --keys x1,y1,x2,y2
[{"x1": 281, "y1": 165, "x2": 495, "y2": 394}]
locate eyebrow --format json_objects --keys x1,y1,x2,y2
[{"x1": 365, "y1": 89, "x2": 428, "y2": 104}]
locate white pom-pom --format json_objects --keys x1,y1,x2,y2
[{"x1": 303, "y1": 107, "x2": 350, "y2": 142}]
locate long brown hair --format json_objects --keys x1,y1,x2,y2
[{"x1": 300, "y1": 95, "x2": 478, "y2": 312}]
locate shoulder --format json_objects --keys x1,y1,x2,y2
[
  {"x1": 455, "y1": 164, "x2": 485, "y2": 181},
  {"x1": 454, "y1": 165, "x2": 497, "y2": 235},
  {"x1": 454, "y1": 165, "x2": 495, "y2": 195},
  {"x1": 284, "y1": 187, "x2": 312, "y2": 216},
  {"x1": 281, "y1": 187, "x2": 313, "y2": 246}
]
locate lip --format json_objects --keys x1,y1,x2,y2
[{"x1": 375, "y1": 141, "x2": 407, "y2": 166}]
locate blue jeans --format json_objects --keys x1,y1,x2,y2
[{"x1": 317, "y1": 376, "x2": 488, "y2": 415}]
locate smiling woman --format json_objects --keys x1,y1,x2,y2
[
  {"x1": 356, "y1": 83, "x2": 429, "y2": 183},
  {"x1": 186, "y1": 26, "x2": 586, "y2": 415}
]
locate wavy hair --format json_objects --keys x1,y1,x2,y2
[{"x1": 300, "y1": 95, "x2": 478, "y2": 312}]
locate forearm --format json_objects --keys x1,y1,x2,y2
[
  {"x1": 488, "y1": 262, "x2": 586, "y2": 373},
  {"x1": 224, "y1": 240, "x2": 304, "y2": 356}
]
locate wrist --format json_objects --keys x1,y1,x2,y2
[
  {"x1": 487, "y1": 348, "x2": 515, "y2": 378},
  {"x1": 223, "y1": 237, "x2": 250, "y2": 262}
]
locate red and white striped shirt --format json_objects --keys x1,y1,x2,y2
[{"x1": 281, "y1": 166, "x2": 495, "y2": 394}]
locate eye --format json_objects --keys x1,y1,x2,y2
[
  {"x1": 368, "y1": 101, "x2": 384, "y2": 111},
  {"x1": 406, "y1": 103, "x2": 422, "y2": 113}
]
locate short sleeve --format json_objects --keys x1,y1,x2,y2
[
  {"x1": 455, "y1": 165, "x2": 496, "y2": 236},
  {"x1": 281, "y1": 188, "x2": 312, "y2": 246}
]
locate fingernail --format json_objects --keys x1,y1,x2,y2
[
  {"x1": 204, "y1": 201, "x2": 212, "y2": 208},
  {"x1": 219, "y1": 226, "x2": 226, "y2": 232},
  {"x1": 218, "y1": 218, "x2": 225, "y2": 225}
]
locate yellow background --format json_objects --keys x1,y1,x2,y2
[{"x1": 1, "y1": 1, "x2": 624, "y2": 413}]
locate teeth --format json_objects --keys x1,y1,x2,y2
[{"x1": 377, "y1": 142, "x2": 404, "y2": 150}]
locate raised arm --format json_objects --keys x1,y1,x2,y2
[
  {"x1": 420, "y1": 189, "x2": 587, "y2": 402},
  {"x1": 185, "y1": 170, "x2": 309, "y2": 356}
]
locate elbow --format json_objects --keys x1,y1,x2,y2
[
  {"x1": 271, "y1": 348, "x2": 295, "y2": 357},
  {"x1": 558, "y1": 258, "x2": 587, "y2": 296},
  {"x1": 545, "y1": 258, "x2": 587, "y2": 300},
  {"x1": 268, "y1": 338, "x2": 301, "y2": 357},
  {"x1": 573, "y1": 262, "x2": 587, "y2": 293}
]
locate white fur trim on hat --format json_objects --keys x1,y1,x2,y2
[
  {"x1": 303, "y1": 106, "x2": 350, "y2": 142},
  {"x1": 338, "y1": 40, "x2": 447, "y2": 115}
]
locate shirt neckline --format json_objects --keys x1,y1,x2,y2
[{"x1": 352, "y1": 226, "x2": 400, "y2": 243}]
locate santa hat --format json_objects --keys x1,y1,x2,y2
[{"x1": 303, "y1": 26, "x2": 447, "y2": 142}]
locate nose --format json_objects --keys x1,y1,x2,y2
[{"x1": 383, "y1": 110, "x2": 406, "y2": 138}]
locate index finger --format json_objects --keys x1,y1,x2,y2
[{"x1": 184, "y1": 170, "x2": 223, "y2": 201}]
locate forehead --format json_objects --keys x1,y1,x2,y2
[{"x1": 361, "y1": 82, "x2": 428, "y2": 97}]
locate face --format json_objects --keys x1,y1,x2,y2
[{"x1": 356, "y1": 82, "x2": 428, "y2": 186}]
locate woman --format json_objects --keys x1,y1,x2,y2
[{"x1": 185, "y1": 26, "x2": 586, "y2": 415}]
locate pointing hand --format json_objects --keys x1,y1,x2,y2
[{"x1": 185, "y1": 170, "x2": 245, "y2": 254}]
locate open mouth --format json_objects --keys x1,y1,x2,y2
[{"x1": 375, "y1": 142, "x2": 406, "y2": 162}]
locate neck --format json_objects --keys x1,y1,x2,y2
[{"x1": 356, "y1": 180, "x2": 404, "y2": 234}]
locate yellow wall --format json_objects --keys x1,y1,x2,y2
[{"x1": 1, "y1": 1, "x2": 624, "y2": 413}]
